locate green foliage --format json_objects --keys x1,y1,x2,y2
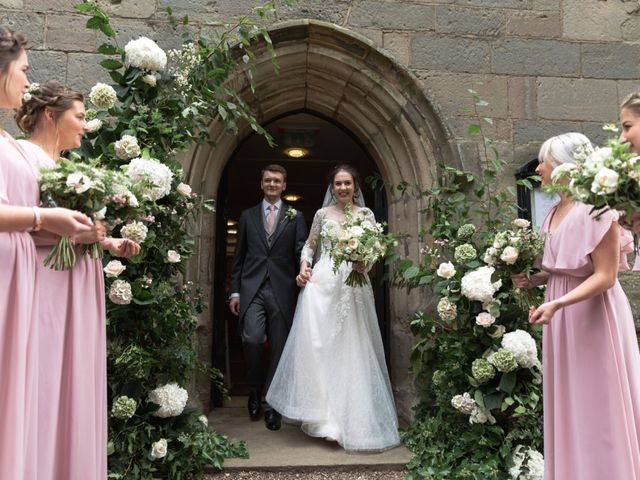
[
  {"x1": 73, "y1": 1, "x2": 288, "y2": 477},
  {"x1": 398, "y1": 90, "x2": 544, "y2": 478}
]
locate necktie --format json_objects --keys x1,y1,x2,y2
[{"x1": 267, "y1": 204, "x2": 277, "y2": 234}]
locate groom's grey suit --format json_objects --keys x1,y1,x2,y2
[{"x1": 230, "y1": 200, "x2": 307, "y2": 397}]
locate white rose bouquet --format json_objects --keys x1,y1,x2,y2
[
  {"x1": 483, "y1": 219, "x2": 544, "y2": 309},
  {"x1": 553, "y1": 132, "x2": 640, "y2": 219},
  {"x1": 324, "y1": 203, "x2": 397, "y2": 287},
  {"x1": 39, "y1": 155, "x2": 139, "y2": 269}
]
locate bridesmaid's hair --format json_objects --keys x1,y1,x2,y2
[
  {"x1": 0, "y1": 26, "x2": 26, "y2": 74},
  {"x1": 621, "y1": 91, "x2": 640, "y2": 117},
  {"x1": 15, "y1": 80, "x2": 84, "y2": 134},
  {"x1": 538, "y1": 132, "x2": 593, "y2": 168},
  {"x1": 328, "y1": 164, "x2": 361, "y2": 192},
  {"x1": 262, "y1": 163, "x2": 287, "y2": 181}
]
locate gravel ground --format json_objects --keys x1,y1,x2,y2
[{"x1": 206, "y1": 469, "x2": 408, "y2": 479}]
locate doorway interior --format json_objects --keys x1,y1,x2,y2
[{"x1": 211, "y1": 111, "x2": 390, "y2": 403}]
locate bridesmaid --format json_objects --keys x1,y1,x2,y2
[
  {"x1": 619, "y1": 91, "x2": 640, "y2": 265},
  {"x1": 15, "y1": 80, "x2": 139, "y2": 480},
  {"x1": 513, "y1": 132, "x2": 640, "y2": 479},
  {"x1": 0, "y1": 28, "x2": 92, "y2": 480}
]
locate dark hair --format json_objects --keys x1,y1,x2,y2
[
  {"x1": 328, "y1": 164, "x2": 361, "y2": 194},
  {"x1": 261, "y1": 163, "x2": 287, "y2": 181},
  {"x1": 15, "y1": 80, "x2": 84, "y2": 134},
  {"x1": 0, "y1": 26, "x2": 26, "y2": 75}
]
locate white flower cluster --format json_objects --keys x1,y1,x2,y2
[
  {"x1": 167, "y1": 42, "x2": 200, "y2": 89},
  {"x1": 148, "y1": 383, "x2": 188, "y2": 418},
  {"x1": 22, "y1": 82, "x2": 40, "y2": 102},
  {"x1": 437, "y1": 297, "x2": 457, "y2": 322},
  {"x1": 89, "y1": 83, "x2": 117, "y2": 110},
  {"x1": 124, "y1": 37, "x2": 167, "y2": 72},
  {"x1": 451, "y1": 392, "x2": 496, "y2": 425},
  {"x1": 502, "y1": 329, "x2": 538, "y2": 368},
  {"x1": 120, "y1": 220, "x2": 148, "y2": 244},
  {"x1": 111, "y1": 395, "x2": 137, "y2": 419},
  {"x1": 461, "y1": 266, "x2": 502, "y2": 305},
  {"x1": 109, "y1": 279, "x2": 132, "y2": 305},
  {"x1": 484, "y1": 230, "x2": 523, "y2": 266},
  {"x1": 509, "y1": 445, "x2": 544, "y2": 480},
  {"x1": 114, "y1": 135, "x2": 141, "y2": 160},
  {"x1": 66, "y1": 172, "x2": 92, "y2": 194},
  {"x1": 85, "y1": 119, "x2": 103, "y2": 133},
  {"x1": 125, "y1": 157, "x2": 174, "y2": 201},
  {"x1": 110, "y1": 182, "x2": 139, "y2": 208}
]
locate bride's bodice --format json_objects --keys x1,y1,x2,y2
[{"x1": 300, "y1": 205, "x2": 375, "y2": 265}]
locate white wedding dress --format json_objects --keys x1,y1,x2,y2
[{"x1": 266, "y1": 206, "x2": 400, "y2": 451}]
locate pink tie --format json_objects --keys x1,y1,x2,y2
[{"x1": 267, "y1": 204, "x2": 277, "y2": 234}]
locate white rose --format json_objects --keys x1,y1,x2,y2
[
  {"x1": 475, "y1": 312, "x2": 496, "y2": 327},
  {"x1": 584, "y1": 147, "x2": 611, "y2": 175},
  {"x1": 511, "y1": 218, "x2": 530, "y2": 229},
  {"x1": 167, "y1": 250, "x2": 181, "y2": 263},
  {"x1": 85, "y1": 119, "x2": 103, "y2": 133},
  {"x1": 347, "y1": 238, "x2": 359, "y2": 249},
  {"x1": 104, "y1": 260, "x2": 126, "y2": 278},
  {"x1": 176, "y1": 182, "x2": 192, "y2": 197},
  {"x1": 436, "y1": 261, "x2": 456, "y2": 279},
  {"x1": 150, "y1": 438, "x2": 167, "y2": 459},
  {"x1": 66, "y1": 172, "x2": 92, "y2": 194},
  {"x1": 500, "y1": 246, "x2": 519, "y2": 265},
  {"x1": 488, "y1": 325, "x2": 506, "y2": 339},
  {"x1": 142, "y1": 74, "x2": 157, "y2": 86},
  {"x1": 591, "y1": 167, "x2": 620, "y2": 195}
]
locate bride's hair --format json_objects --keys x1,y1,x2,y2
[
  {"x1": 538, "y1": 132, "x2": 593, "y2": 168},
  {"x1": 15, "y1": 80, "x2": 84, "y2": 134},
  {"x1": 621, "y1": 91, "x2": 640, "y2": 117},
  {"x1": 327, "y1": 164, "x2": 361, "y2": 193}
]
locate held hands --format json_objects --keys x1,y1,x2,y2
[
  {"x1": 229, "y1": 297, "x2": 240, "y2": 316},
  {"x1": 102, "y1": 238, "x2": 141, "y2": 258},
  {"x1": 73, "y1": 220, "x2": 107, "y2": 245},
  {"x1": 296, "y1": 265, "x2": 312, "y2": 287},
  {"x1": 511, "y1": 272, "x2": 533, "y2": 289},
  {"x1": 42, "y1": 207, "x2": 93, "y2": 237}
]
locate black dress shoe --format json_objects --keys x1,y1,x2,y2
[
  {"x1": 264, "y1": 409, "x2": 281, "y2": 431},
  {"x1": 248, "y1": 392, "x2": 262, "y2": 420}
]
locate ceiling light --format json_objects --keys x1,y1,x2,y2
[
  {"x1": 283, "y1": 194, "x2": 302, "y2": 202},
  {"x1": 227, "y1": 220, "x2": 237, "y2": 227},
  {"x1": 228, "y1": 229, "x2": 237, "y2": 235},
  {"x1": 285, "y1": 147, "x2": 308, "y2": 158}
]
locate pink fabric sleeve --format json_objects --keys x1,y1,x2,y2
[
  {"x1": 619, "y1": 227, "x2": 635, "y2": 272},
  {"x1": 0, "y1": 137, "x2": 11, "y2": 204}
]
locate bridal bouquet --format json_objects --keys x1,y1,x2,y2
[
  {"x1": 552, "y1": 132, "x2": 640, "y2": 218},
  {"x1": 483, "y1": 219, "x2": 545, "y2": 309},
  {"x1": 39, "y1": 155, "x2": 139, "y2": 270},
  {"x1": 325, "y1": 203, "x2": 397, "y2": 287}
]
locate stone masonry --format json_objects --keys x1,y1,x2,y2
[{"x1": 3, "y1": 0, "x2": 640, "y2": 418}]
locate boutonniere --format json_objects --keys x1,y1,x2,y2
[{"x1": 283, "y1": 206, "x2": 297, "y2": 223}]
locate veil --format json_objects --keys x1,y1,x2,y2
[{"x1": 321, "y1": 185, "x2": 366, "y2": 208}]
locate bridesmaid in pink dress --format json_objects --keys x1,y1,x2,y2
[
  {"x1": 619, "y1": 92, "x2": 640, "y2": 265},
  {"x1": 15, "y1": 80, "x2": 139, "y2": 480},
  {"x1": 514, "y1": 132, "x2": 640, "y2": 479},
  {"x1": 0, "y1": 29, "x2": 92, "y2": 480}
]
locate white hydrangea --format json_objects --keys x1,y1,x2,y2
[
  {"x1": 109, "y1": 280, "x2": 132, "y2": 305},
  {"x1": 502, "y1": 329, "x2": 538, "y2": 368},
  {"x1": 509, "y1": 445, "x2": 544, "y2": 480},
  {"x1": 461, "y1": 266, "x2": 502, "y2": 304},
  {"x1": 120, "y1": 221, "x2": 148, "y2": 244},
  {"x1": 148, "y1": 383, "x2": 188, "y2": 418},
  {"x1": 451, "y1": 392, "x2": 476, "y2": 415},
  {"x1": 124, "y1": 157, "x2": 174, "y2": 201},
  {"x1": 125, "y1": 37, "x2": 167, "y2": 72},
  {"x1": 469, "y1": 406, "x2": 496, "y2": 425},
  {"x1": 89, "y1": 83, "x2": 117, "y2": 110},
  {"x1": 437, "y1": 297, "x2": 457, "y2": 322},
  {"x1": 114, "y1": 135, "x2": 141, "y2": 160},
  {"x1": 85, "y1": 118, "x2": 103, "y2": 133},
  {"x1": 583, "y1": 147, "x2": 611, "y2": 175}
]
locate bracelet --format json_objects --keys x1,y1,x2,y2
[{"x1": 32, "y1": 206, "x2": 42, "y2": 232}]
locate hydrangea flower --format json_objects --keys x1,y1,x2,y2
[
  {"x1": 488, "y1": 348, "x2": 519, "y2": 373},
  {"x1": 111, "y1": 395, "x2": 137, "y2": 419},
  {"x1": 114, "y1": 135, "x2": 141, "y2": 160},
  {"x1": 125, "y1": 157, "x2": 174, "y2": 201},
  {"x1": 471, "y1": 358, "x2": 496, "y2": 383},
  {"x1": 469, "y1": 406, "x2": 496, "y2": 425},
  {"x1": 451, "y1": 392, "x2": 476, "y2": 415},
  {"x1": 120, "y1": 221, "x2": 148, "y2": 244},
  {"x1": 461, "y1": 266, "x2": 502, "y2": 304},
  {"x1": 502, "y1": 329, "x2": 538, "y2": 368},
  {"x1": 509, "y1": 445, "x2": 544, "y2": 480},
  {"x1": 456, "y1": 223, "x2": 476, "y2": 239},
  {"x1": 148, "y1": 383, "x2": 188, "y2": 418},
  {"x1": 124, "y1": 37, "x2": 167, "y2": 71},
  {"x1": 437, "y1": 297, "x2": 457, "y2": 322},
  {"x1": 454, "y1": 243, "x2": 477, "y2": 263},
  {"x1": 109, "y1": 279, "x2": 132, "y2": 305},
  {"x1": 89, "y1": 82, "x2": 117, "y2": 110}
]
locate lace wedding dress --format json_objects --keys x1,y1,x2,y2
[{"x1": 266, "y1": 206, "x2": 400, "y2": 451}]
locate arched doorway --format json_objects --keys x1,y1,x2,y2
[
  {"x1": 183, "y1": 20, "x2": 458, "y2": 420},
  {"x1": 213, "y1": 111, "x2": 389, "y2": 399}
]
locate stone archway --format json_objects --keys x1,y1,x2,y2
[{"x1": 183, "y1": 20, "x2": 459, "y2": 421}]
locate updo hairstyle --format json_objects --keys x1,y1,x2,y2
[{"x1": 15, "y1": 80, "x2": 83, "y2": 134}]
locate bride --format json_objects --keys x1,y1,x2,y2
[{"x1": 266, "y1": 164, "x2": 400, "y2": 451}]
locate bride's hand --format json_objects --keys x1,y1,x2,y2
[{"x1": 352, "y1": 262, "x2": 366, "y2": 273}]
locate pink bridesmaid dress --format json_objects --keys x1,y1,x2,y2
[
  {"x1": 20, "y1": 141, "x2": 107, "y2": 480},
  {"x1": 540, "y1": 202, "x2": 640, "y2": 480},
  {"x1": 0, "y1": 132, "x2": 40, "y2": 479}
]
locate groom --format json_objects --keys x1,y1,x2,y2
[{"x1": 229, "y1": 164, "x2": 307, "y2": 430}]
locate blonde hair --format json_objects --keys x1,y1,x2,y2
[{"x1": 621, "y1": 91, "x2": 640, "y2": 117}]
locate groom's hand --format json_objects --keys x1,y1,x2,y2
[
  {"x1": 297, "y1": 266, "x2": 312, "y2": 287},
  {"x1": 229, "y1": 297, "x2": 240, "y2": 316}
]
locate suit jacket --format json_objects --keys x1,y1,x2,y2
[{"x1": 230, "y1": 202, "x2": 307, "y2": 328}]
